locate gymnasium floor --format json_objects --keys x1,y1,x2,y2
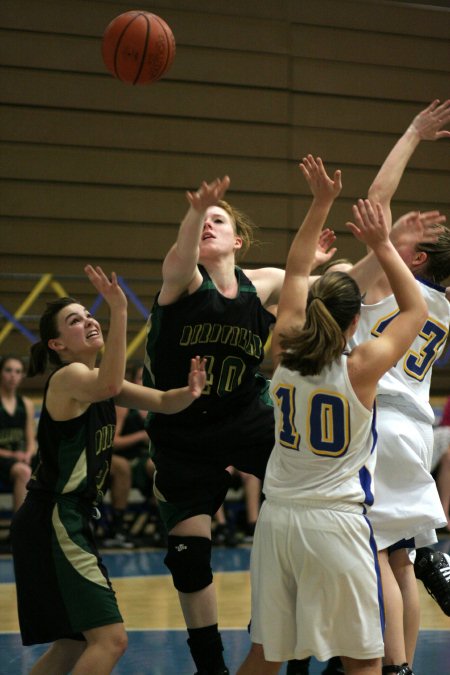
[{"x1": 1, "y1": 539, "x2": 449, "y2": 674}]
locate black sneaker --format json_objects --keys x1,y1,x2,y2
[
  {"x1": 322, "y1": 656, "x2": 344, "y2": 674},
  {"x1": 414, "y1": 546, "x2": 450, "y2": 616},
  {"x1": 382, "y1": 665, "x2": 414, "y2": 674},
  {"x1": 286, "y1": 657, "x2": 311, "y2": 674}
]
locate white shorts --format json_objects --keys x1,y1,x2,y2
[
  {"x1": 369, "y1": 405, "x2": 446, "y2": 550},
  {"x1": 249, "y1": 499, "x2": 384, "y2": 663},
  {"x1": 431, "y1": 426, "x2": 450, "y2": 473}
]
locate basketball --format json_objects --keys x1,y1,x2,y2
[{"x1": 101, "y1": 11, "x2": 176, "y2": 85}]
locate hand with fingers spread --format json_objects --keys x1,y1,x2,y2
[
  {"x1": 299, "y1": 154, "x2": 342, "y2": 204},
  {"x1": 84, "y1": 264, "x2": 127, "y2": 311},
  {"x1": 346, "y1": 199, "x2": 390, "y2": 250},
  {"x1": 313, "y1": 228, "x2": 337, "y2": 269},
  {"x1": 409, "y1": 99, "x2": 450, "y2": 141},
  {"x1": 186, "y1": 176, "x2": 231, "y2": 212},
  {"x1": 391, "y1": 210, "x2": 445, "y2": 251}
]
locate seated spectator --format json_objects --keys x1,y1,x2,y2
[{"x1": 0, "y1": 355, "x2": 36, "y2": 514}]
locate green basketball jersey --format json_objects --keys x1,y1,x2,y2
[
  {"x1": 30, "y1": 370, "x2": 116, "y2": 506},
  {"x1": 144, "y1": 265, "x2": 275, "y2": 425}
]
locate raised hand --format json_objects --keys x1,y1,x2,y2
[
  {"x1": 410, "y1": 99, "x2": 450, "y2": 141},
  {"x1": 84, "y1": 265, "x2": 127, "y2": 310},
  {"x1": 186, "y1": 176, "x2": 231, "y2": 212},
  {"x1": 391, "y1": 210, "x2": 445, "y2": 251},
  {"x1": 313, "y1": 228, "x2": 337, "y2": 269},
  {"x1": 299, "y1": 155, "x2": 342, "y2": 203},
  {"x1": 188, "y1": 356, "x2": 207, "y2": 398},
  {"x1": 346, "y1": 199, "x2": 390, "y2": 249}
]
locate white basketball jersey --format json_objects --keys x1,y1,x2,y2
[
  {"x1": 351, "y1": 279, "x2": 450, "y2": 423},
  {"x1": 264, "y1": 356, "x2": 377, "y2": 513}
]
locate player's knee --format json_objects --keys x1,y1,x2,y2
[{"x1": 164, "y1": 535, "x2": 212, "y2": 592}]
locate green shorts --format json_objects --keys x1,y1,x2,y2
[
  {"x1": 154, "y1": 470, "x2": 231, "y2": 532},
  {"x1": 11, "y1": 492, "x2": 123, "y2": 645}
]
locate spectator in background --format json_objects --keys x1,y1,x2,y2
[{"x1": 0, "y1": 355, "x2": 36, "y2": 513}]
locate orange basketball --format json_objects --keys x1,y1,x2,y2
[{"x1": 101, "y1": 11, "x2": 176, "y2": 85}]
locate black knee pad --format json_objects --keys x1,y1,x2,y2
[{"x1": 164, "y1": 535, "x2": 213, "y2": 593}]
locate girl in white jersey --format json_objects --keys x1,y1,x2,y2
[
  {"x1": 237, "y1": 155, "x2": 427, "y2": 675},
  {"x1": 356, "y1": 99, "x2": 450, "y2": 675}
]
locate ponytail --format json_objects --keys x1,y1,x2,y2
[
  {"x1": 27, "y1": 297, "x2": 77, "y2": 377},
  {"x1": 280, "y1": 272, "x2": 361, "y2": 376},
  {"x1": 28, "y1": 341, "x2": 51, "y2": 377}
]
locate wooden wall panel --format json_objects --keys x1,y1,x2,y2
[
  {"x1": 292, "y1": 59, "x2": 449, "y2": 101},
  {"x1": 1, "y1": 218, "x2": 289, "y2": 263},
  {"x1": 1, "y1": 0, "x2": 449, "y2": 392},
  {"x1": 290, "y1": 0, "x2": 450, "y2": 37},
  {"x1": 0, "y1": 68, "x2": 291, "y2": 122},
  {"x1": 0, "y1": 106, "x2": 290, "y2": 159},
  {"x1": 0, "y1": 144, "x2": 291, "y2": 195},
  {"x1": 291, "y1": 24, "x2": 448, "y2": 70},
  {"x1": 0, "y1": 30, "x2": 290, "y2": 89},
  {"x1": 292, "y1": 94, "x2": 433, "y2": 133}
]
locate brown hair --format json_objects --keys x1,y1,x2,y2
[
  {"x1": 416, "y1": 226, "x2": 450, "y2": 284},
  {"x1": 280, "y1": 272, "x2": 362, "y2": 375},
  {"x1": 319, "y1": 257, "x2": 353, "y2": 274},
  {"x1": 217, "y1": 199, "x2": 258, "y2": 259}
]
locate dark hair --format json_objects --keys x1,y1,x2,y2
[
  {"x1": 280, "y1": 272, "x2": 362, "y2": 376},
  {"x1": 0, "y1": 354, "x2": 25, "y2": 374},
  {"x1": 28, "y1": 297, "x2": 78, "y2": 377},
  {"x1": 417, "y1": 226, "x2": 450, "y2": 284},
  {"x1": 217, "y1": 199, "x2": 258, "y2": 259}
]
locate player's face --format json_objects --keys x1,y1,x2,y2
[
  {"x1": 52, "y1": 303, "x2": 104, "y2": 357},
  {"x1": 0, "y1": 358, "x2": 24, "y2": 391},
  {"x1": 395, "y1": 241, "x2": 417, "y2": 268},
  {"x1": 199, "y1": 206, "x2": 242, "y2": 260}
]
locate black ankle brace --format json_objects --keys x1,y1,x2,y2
[{"x1": 382, "y1": 664, "x2": 414, "y2": 675}]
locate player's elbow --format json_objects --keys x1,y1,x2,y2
[
  {"x1": 102, "y1": 382, "x2": 122, "y2": 399},
  {"x1": 367, "y1": 182, "x2": 386, "y2": 206}
]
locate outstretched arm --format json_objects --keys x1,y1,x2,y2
[
  {"x1": 272, "y1": 156, "x2": 342, "y2": 366},
  {"x1": 360, "y1": 101, "x2": 449, "y2": 303},
  {"x1": 368, "y1": 99, "x2": 450, "y2": 228},
  {"x1": 158, "y1": 177, "x2": 230, "y2": 305},
  {"x1": 115, "y1": 356, "x2": 206, "y2": 413}
]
